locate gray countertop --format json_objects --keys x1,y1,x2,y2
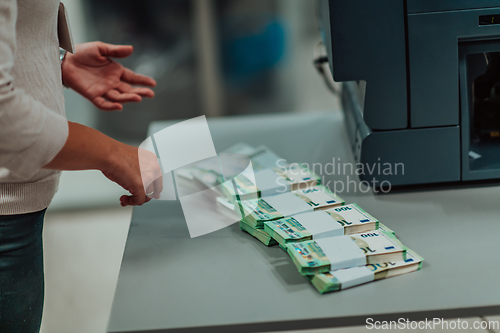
[{"x1": 108, "y1": 111, "x2": 500, "y2": 333}]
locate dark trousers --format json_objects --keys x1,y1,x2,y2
[{"x1": 0, "y1": 209, "x2": 46, "y2": 333}]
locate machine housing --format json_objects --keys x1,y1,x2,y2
[{"x1": 318, "y1": 0, "x2": 500, "y2": 187}]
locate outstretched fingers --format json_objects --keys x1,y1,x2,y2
[
  {"x1": 104, "y1": 89, "x2": 142, "y2": 103},
  {"x1": 117, "y1": 82, "x2": 155, "y2": 98},
  {"x1": 92, "y1": 96, "x2": 123, "y2": 111},
  {"x1": 121, "y1": 68, "x2": 156, "y2": 87},
  {"x1": 98, "y1": 42, "x2": 134, "y2": 59}
]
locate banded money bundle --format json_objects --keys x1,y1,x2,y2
[
  {"x1": 207, "y1": 144, "x2": 423, "y2": 292},
  {"x1": 310, "y1": 249, "x2": 423, "y2": 293},
  {"x1": 179, "y1": 143, "x2": 281, "y2": 181},
  {"x1": 216, "y1": 196, "x2": 278, "y2": 246},
  {"x1": 286, "y1": 230, "x2": 407, "y2": 275},
  {"x1": 220, "y1": 164, "x2": 321, "y2": 202},
  {"x1": 263, "y1": 204, "x2": 378, "y2": 247},
  {"x1": 199, "y1": 144, "x2": 282, "y2": 182},
  {"x1": 238, "y1": 185, "x2": 345, "y2": 229},
  {"x1": 239, "y1": 220, "x2": 278, "y2": 246}
]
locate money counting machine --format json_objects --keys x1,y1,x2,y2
[{"x1": 318, "y1": 0, "x2": 500, "y2": 187}]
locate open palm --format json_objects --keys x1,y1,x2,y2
[{"x1": 62, "y1": 42, "x2": 156, "y2": 111}]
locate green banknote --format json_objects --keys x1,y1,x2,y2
[
  {"x1": 239, "y1": 220, "x2": 278, "y2": 246},
  {"x1": 238, "y1": 197, "x2": 284, "y2": 228},
  {"x1": 263, "y1": 203, "x2": 379, "y2": 247},
  {"x1": 310, "y1": 249, "x2": 423, "y2": 293},
  {"x1": 286, "y1": 230, "x2": 407, "y2": 275},
  {"x1": 239, "y1": 185, "x2": 345, "y2": 229},
  {"x1": 263, "y1": 216, "x2": 314, "y2": 247}
]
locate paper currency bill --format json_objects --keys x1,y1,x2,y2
[
  {"x1": 286, "y1": 230, "x2": 407, "y2": 275},
  {"x1": 263, "y1": 203, "x2": 378, "y2": 247},
  {"x1": 310, "y1": 249, "x2": 423, "y2": 293},
  {"x1": 239, "y1": 220, "x2": 278, "y2": 246},
  {"x1": 220, "y1": 164, "x2": 321, "y2": 202},
  {"x1": 239, "y1": 185, "x2": 345, "y2": 229}
]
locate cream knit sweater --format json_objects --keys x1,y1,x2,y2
[{"x1": 0, "y1": 0, "x2": 69, "y2": 214}]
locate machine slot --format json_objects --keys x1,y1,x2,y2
[{"x1": 460, "y1": 40, "x2": 500, "y2": 180}]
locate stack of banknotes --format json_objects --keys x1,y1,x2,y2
[
  {"x1": 239, "y1": 220, "x2": 278, "y2": 246},
  {"x1": 183, "y1": 143, "x2": 322, "y2": 203},
  {"x1": 191, "y1": 143, "x2": 423, "y2": 293},
  {"x1": 309, "y1": 249, "x2": 423, "y2": 293},
  {"x1": 263, "y1": 204, "x2": 379, "y2": 247},
  {"x1": 285, "y1": 230, "x2": 408, "y2": 275},
  {"x1": 221, "y1": 164, "x2": 321, "y2": 202},
  {"x1": 237, "y1": 185, "x2": 345, "y2": 229}
]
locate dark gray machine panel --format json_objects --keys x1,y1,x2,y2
[
  {"x1": 319, "y1": 0, "x2": 500, "y2": 187},
  {"x1": 360, "y1": 127, "x2": 461, "y2": 187},
  {"x1": 407, "y1": 0, "x2": 500, "y2": 14},
  {"x1": 459, "y1": 40, "x2": 500, "y2": 181},
  {"x1": 320, "y1": 0, "x2": 408, "y2": 130},
  {"x1": 342, "y1": 82, "x2": 461, "y2": 187},
  {"x1": 408, "y1": 7, "x2": 500, "y2": 128}
]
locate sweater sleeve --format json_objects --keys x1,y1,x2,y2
[{"x1": 0, "y1": 0, "x2": 69, "y2": 179}]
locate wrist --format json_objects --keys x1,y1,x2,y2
[
  {"x1": 45, "y1": 122, "x2": 123, "y2": 172},
  {"x1": 100, "y1": 144, "x2": 123, "y2": 176},
  {"x1": 60, "y1": 49, "x2": 69, "y2": 88},
  {"x1": 94, "y1": 133, "x2": 126, "y2": 175}
]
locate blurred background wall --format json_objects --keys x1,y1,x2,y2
[{"x1": 63, "y1": 0, "x2": 338, "y2": 140}]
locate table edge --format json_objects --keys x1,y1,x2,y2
[{"x1": 108, "y1": 304, "x2": 500, "y2": 333}]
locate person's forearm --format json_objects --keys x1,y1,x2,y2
[
  {"x1": 44, "y1": 122, "x2": 162, "y2": 206},
  {"x1": 43, "y1": 121, "x2": 119, "y2": 172}
]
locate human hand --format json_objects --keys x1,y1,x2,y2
[
  {"x1": 102, "y1": 143, "x2": 163, "y2": 206},
  {"x1": 44, "y1": 122, "x2": 163, "y2": 206},
  {"x1": 101, "y1": 144, "x2": 163, "y2": 206},
  {"x1": 61, "y1": 41, "x2": 156, "y2": 111}
]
